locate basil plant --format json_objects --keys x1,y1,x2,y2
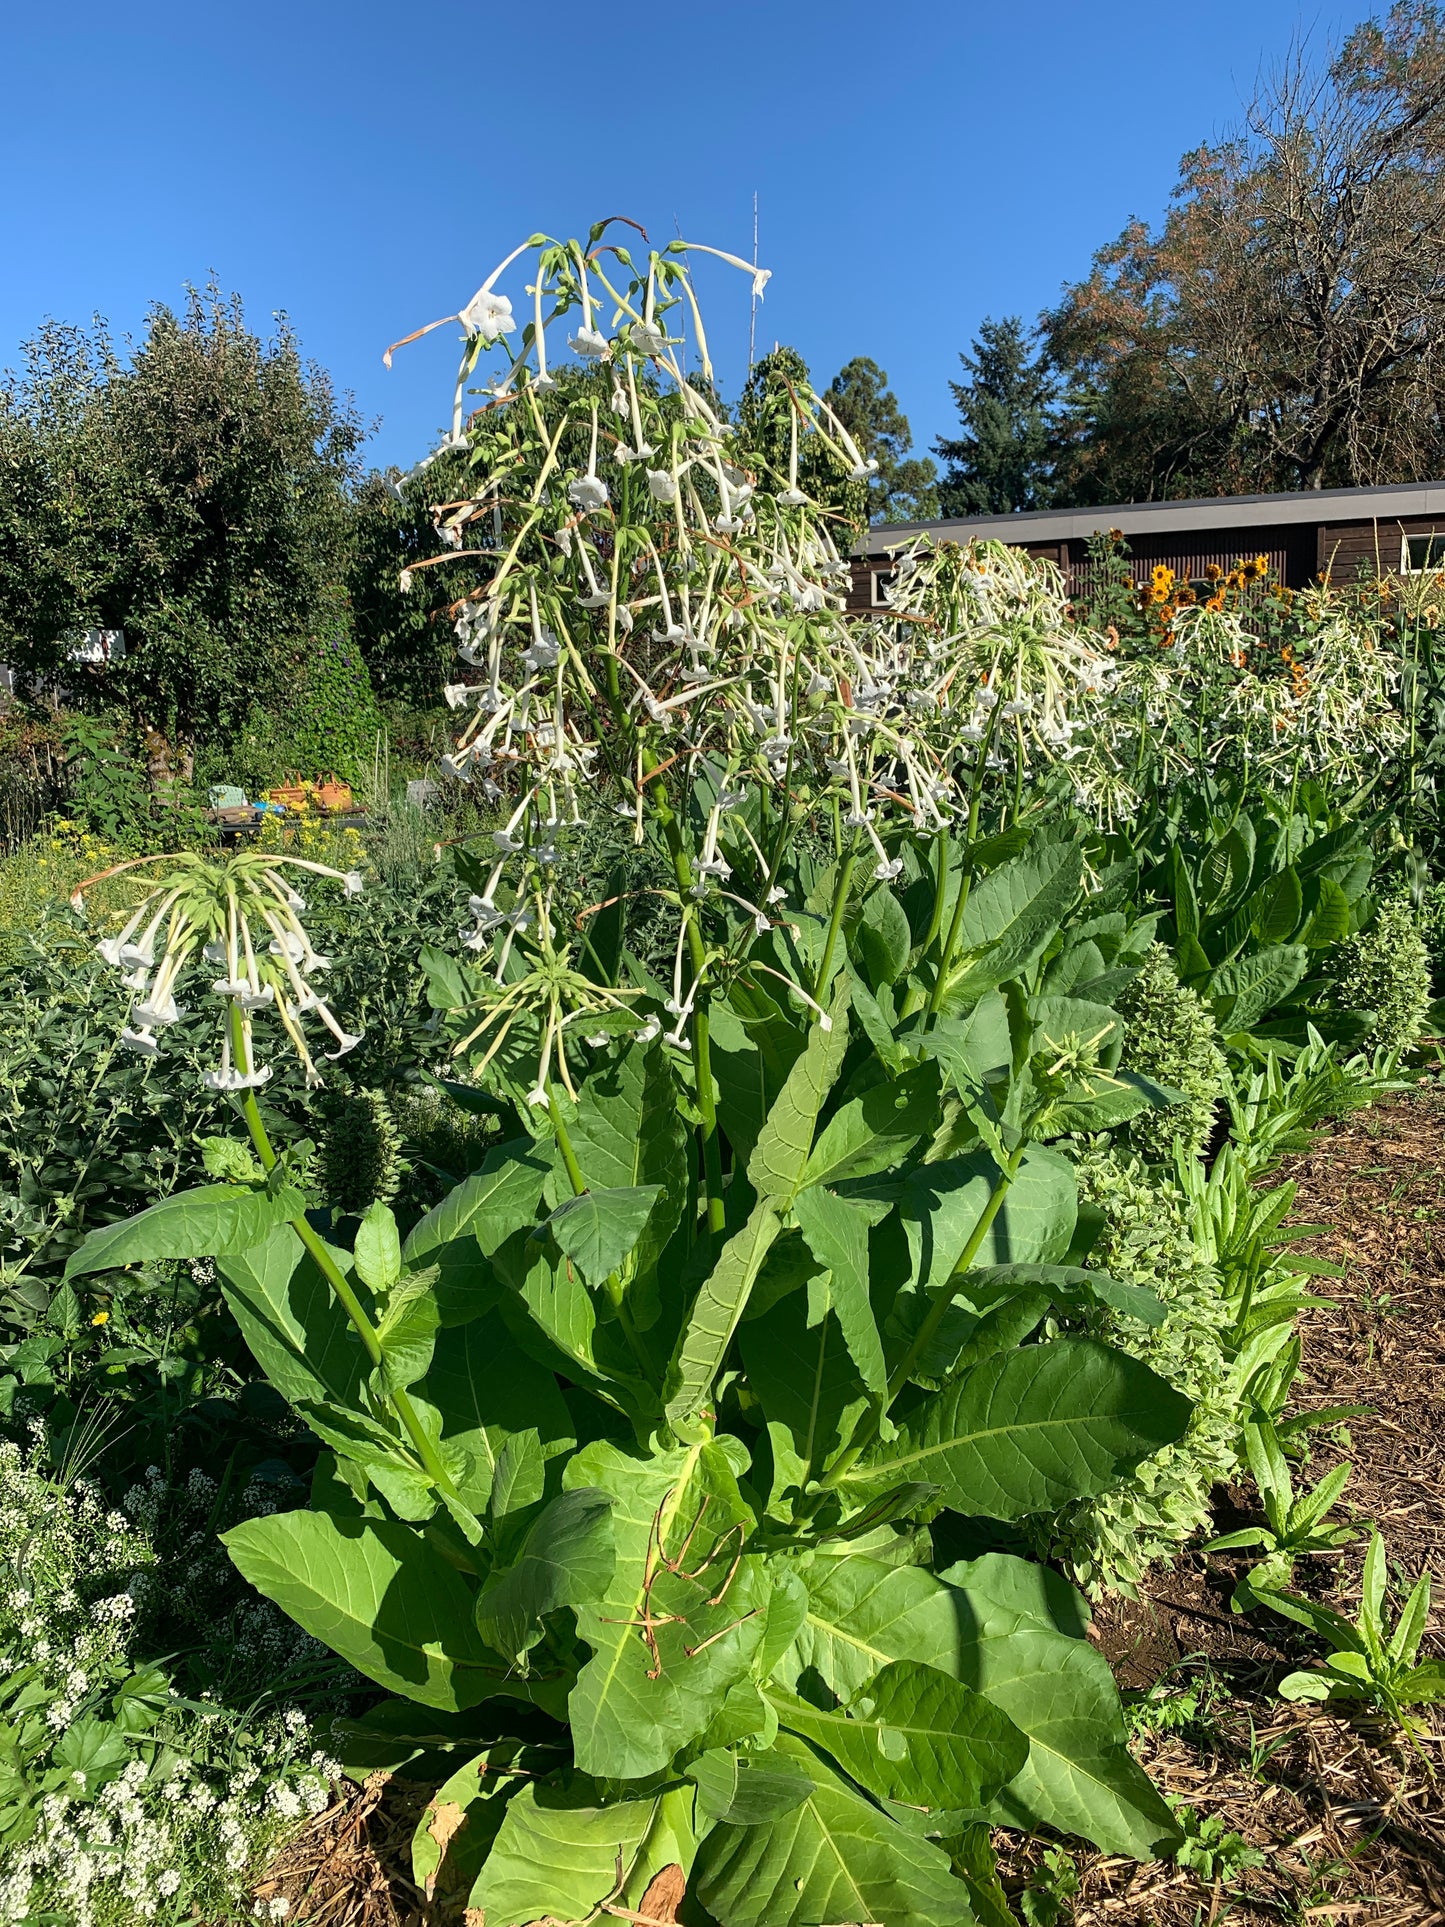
[{"x1": 65, "y1": 231, "x2": 1197, "y2": 1923}]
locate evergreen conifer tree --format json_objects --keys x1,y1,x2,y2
[{"x1": 934, "y1": 316, "x2": 1058, "y2": 516}]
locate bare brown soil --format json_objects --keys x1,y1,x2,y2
[{"x1": 253, "y1": 1086, "x2": 1445, "y2": 1927}]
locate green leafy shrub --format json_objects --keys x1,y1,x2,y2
[
  {"x1": 1327, "y1": 893, "x2": 1432, "y2": 1054},
  {"x1": 1419, "y1": 878, "x2": 1445, "y2": 991},
  {"x1": 0, "y1": 1430, "x2": 344, "y2": 1927},
  {"x1": 1036, "y1": 1150, "x2": 1238, "y2": 1597},
  {"x1": 1115, "y1": 945, "x2": 1227, "y2": 1163}
]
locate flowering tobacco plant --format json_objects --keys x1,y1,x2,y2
[{"x1": 68, "y1": 231, "x2": 1202, "y2": 1926}]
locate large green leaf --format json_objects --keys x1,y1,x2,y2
[
  {"x1": 948, "y1": 841, "x2": 1084, "y2": 999},
  {"x1": 1208, "y1": 944, "x2": 1308, "y2": 1033},
  {"x1": 490, "y1": 1226, "x2": 600, "y2": 1382},
  {"x1": 665, "y1": 1199, "x2": 783, "y2": 1427},
  {"x1": 746, "y1": 981, "x2": 851, "y2": 1207},
  {"x1": 777, "y1": 1556, "x2": 1175, "y2": 1861},
  {"x1": 1247, "y1": 866, "x2": 1304, "y2": 945},
  {"x1": 222, "y1": 1511, "x2": 511, "y2": 1711},
  {"x1": 564, "y1": 1439, "x2": 768, "y2": 1778},
  {"x1": 774, "y1": 1557, "x2": 971, "y2": 1705},
  {"x1": 800, "y1": 1061, "x2": 941, "y2": 1189},
  {"x1": 709, "y1": 992, "x2": 807, "y2": 1166},
  {"x1": 419, "y1": 1310, "x2": 574, "y2": 1513},
  {"x1": 848, "y1": 1338, "x2": 1191, "y2": 1518},
  {"x1": 913, "y1": 992, "x2": 1012, "y2": 1097},
  {"x1": 476, "y1": 1488, "x2": 615, "y2": 1666},
  {"x1": 940, "y1": 1569, "x2": 1179, "y2": 1858},
  {"x1": 855, "y1": 885, "x2": 913, "y2": 988},
  {"x1": 771, "y1": 1659, "x2": 1027, "y2": 1808},
  {"x1": 410, "y1": 1742, "x2": 537, "y2": 1910},
  {"x1": 694, "y1": 1732, "x2": 970, "y2": 1927},
  {"x1": 559, "y1": 1044, "x2": 688, "y2": 1285},
  {"x1": 65, "y1": 1181, "x2": 307, "y2": 1279},
  {"x1": 468, "y1": 1779, "x2": 698, "y2": 1926},
  {"x1": 686, "y1": 1745, "x2": 816, "y2": 1824},
  {"x1": 543, "y1": 1185, "x2": 662, "y2": 1287},
  {"x1": 739, "y1": 1291, "x2": 871, "y2": 1497},
  {"x1": 900, "y1": 1150, "x2": 1076, "y2": 1292},
  {"x1": 217, "y1": 1227, "x2": 368, "y2": 1413},
  {"x1": 401, "y1": 1142, "x2": 549, "y2": 1267},
  {"x1": 791, "y1": 1185, "x2": 886, "y2": 1401}
]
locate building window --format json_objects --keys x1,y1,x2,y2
[
  {"x1": 870, "y1": 568, "x2": 896, "y2": 607},
  {"x1": 1404, "y1": 533, "x2": 1445, "y2": 572}
]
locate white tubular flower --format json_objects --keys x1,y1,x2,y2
[
  {"x1": 520, "y1": 630, "x2": 561, "y2": 673},
  {"x1": 646, "y1": 469, "x2": 678, "y2": 503},
  {"x1": 443, "y1": 683, "x2": 477, "y2": 709},
  {"x1": 569, "y1": 475, "x2": 608, "y2": 513},
  {"x1": 343, "y1": 871, "x2": 364, "y2": 899},
  {"x1": 119, "y1": 1027, "x2": 160, "y2": 1056},
  {"x1": 132, "y1": 993, "x2": 184, "y2": 1027},
  {"x1": 569, "y1": 325, "x2": 610, "y2": 358},
  {"x1": 460, "y1": 289, "x2": 516, "y2": 341},
  {"x1": 629, "y1": 321, "x2": 667, "y2": 356}
]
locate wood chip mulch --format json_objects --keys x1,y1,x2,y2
[{"x1": 249, "y1": 1084, "x2": 1445, "y2": 1926}]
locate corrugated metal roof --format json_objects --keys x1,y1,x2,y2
[{"x1": 858, "y1": 480, "x2": 1445, "y2": 556}]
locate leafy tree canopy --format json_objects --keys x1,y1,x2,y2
[{"x1": 0, "y1": 285, "x2": 364, "y2": 747}]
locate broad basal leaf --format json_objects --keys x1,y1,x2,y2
[
  {"x1": 468, "y1": 1779, "x2": 698, "y2": 1927},
  {"x1": 564, "y1": 1439, "x2": 768, "y2": 1778},
  {"x1": 687, "y1": 1745, "x2": 816, "y2": 1825},
  {"x1": 419, "y1": 1310, "x2": 574, "y2": 1514},
  {"x1": 848, "y1": 1338, "x2": 1191, "y2": 1518},
  {"x1": 939, "y1": 1574, "x2": 1179, "y2": 1859},
  {"x1": 65, "y1": 1181, "x2": 308, "y2": 1280},
  {"x1": 739, "y1": 1291, "x2": 871, "y2": 1499},
  {"x1": 694, "y1": 1732, "x2": 971, "y2": 1927},
  {"x1": 222, "y1": 1511, "x2": 515, "y2": 1712},
  {"x1": 771, "y1": 1659, "x2": 1027, "y2": 1809}
]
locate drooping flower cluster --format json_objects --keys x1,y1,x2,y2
[
  {"x1": 388, "y1": 229, "x2": 1131, "y2": 1098},
  {"x1": 75, "y1": 851, "x2": 365, "y2": 1089}
]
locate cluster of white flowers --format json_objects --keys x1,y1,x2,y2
[
  {"x1": 75, "y1": 850, "x2": 365, "y2": 1090},
  {"x1": 0, "y1": 1737, "x2": 333, "y2": 1927},
  {"x1": 0, "y1": 1435, "x2": 341, "y2": 1927}
]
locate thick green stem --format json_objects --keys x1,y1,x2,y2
[
  {"x1": 814, "y1": 841, "x2": 858, "y2": 1002},
  {"x1": 644, "y1": 755, "x2": 726, "y2": 1236},
  {"x1": 229, "y1": 1006, "x2": 455, "y2": 1492}
]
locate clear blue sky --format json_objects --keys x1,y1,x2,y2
[{"x1": 2, "y1": 0, "x2": 1369, "y2": 476}]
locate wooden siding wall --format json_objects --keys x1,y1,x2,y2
[{"x1": 1318, "y1": 518, "x2": 1445, "y2": 580}]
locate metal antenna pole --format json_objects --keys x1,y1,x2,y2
[{"x1": 748, "y1": 191, "x2": 759, "y2": 370}]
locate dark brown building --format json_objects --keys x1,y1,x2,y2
[{"x1": 848, "y1": 480, "x2": 1445, "y2": 611}]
